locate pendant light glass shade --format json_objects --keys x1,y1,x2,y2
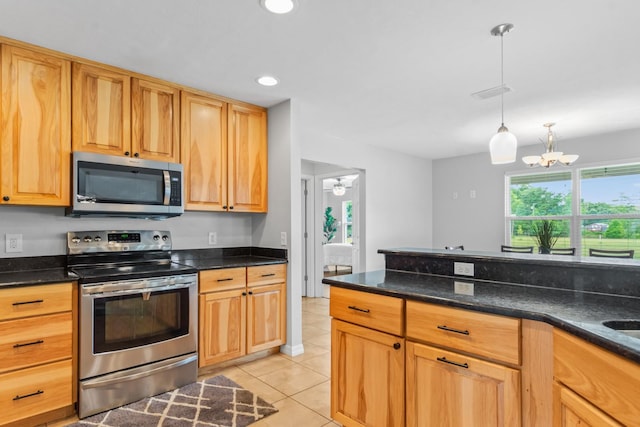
[
  {"x1": 332, "y1": 179, "x2": 346, "y2": 196},
  {"x1": 489, "y1": 23, "x2": 517, "y2": 165},
  {"x1": 490, "y1": 125, "x2": 517, "y2": 164}
]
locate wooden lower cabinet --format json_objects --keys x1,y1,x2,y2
[
  {"x1": 553, "y1": 328, "x2": 640, "y2": 426},
  {"x1": 0, "y1": 282, "x2": 75, "y2": 426},
  {"x1": 406, "y1": 341, "x2": 521, "y2": 427},
  {"x1": 553, "y1": 383, "x2": 622, "y2": 426},
  {"x1": 198, "y1": 264, "x2": 286, "y2": 368},
  {"x1": 331, "y1": 319, "x2": 405, "y2": 427}
]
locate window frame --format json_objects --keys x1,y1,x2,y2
[{"x1": 505, "y1": 158, "x2": 640, "y2": 256}]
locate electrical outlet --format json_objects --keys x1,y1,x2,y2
[
  {"x1": 208, "y1": 232, "x2": 217, "y2": 245},
  {"x1": 280, "y1": 232, "x2": 287, "y2": 246},
  {"x1": 453, "y1": 261, "x2": 474, "y2": 277},
  {"x1": 6, "y1": 233, "x2": 23, "y2": 253},
  {"x1": 454, "y1": 281, "x2": 475, "y2": 296}
]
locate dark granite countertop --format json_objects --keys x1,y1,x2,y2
[
  {"x1": 323, "y1": 269, "x2": 640, "y2": 364},
  {"x1": 0, "y1": 267, "x2": 77, "y2": 288},
  {"x1": 172, "y1": 254, "x2": 287, "y2": 270},
  {"x1": 0, "y1": 247, "x2": 287, "y2": 288}
]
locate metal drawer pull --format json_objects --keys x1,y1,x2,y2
[
  {"x1": 13, "y1": 340, "x2": 44, "y2": 348},
  {"x1": 261, "y1": 273, "x2": 276, "y2": 277},
  {"x1": 348, "y1": 305, "x2": 370, "y2": 313},
  {"x1": 437, "y1": 325, "x2": 470, "y2": 335},
  {"x1": 216, "y1": 278, "x2": 234, "y2": 282},
  {"x1": 437, "y1": 357, "x2": 469, "y2": 369},
  {"x1": 12, "y1": 299, "x2": 44, "y2": 306},
  {"x1": 13, "y1": 390, "x2": 44, "y2": 400}
]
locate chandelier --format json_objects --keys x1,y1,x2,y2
[{"x1": 522, "y1": 123, "x2": 579, "y2": 168}]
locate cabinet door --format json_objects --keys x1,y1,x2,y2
[
  {"x1": 72, "y1": 62, "x2": 131, "y2": 156},
  {"x1": 227, "y1": 103, "x2": 267, "y2": 212},
  {"x1": 181, "y1": 91, "x2": 227, "y2": 211},
  {"x1": 406, "y1": 341, "x2": 521, "y2": 427},
  {"x1": 553, "y1": 383, "x2": 622, "y2": 427},
  {"x1": 131, "y1": 78, "x2": 180, "y2": 162},
  {"x1": 198, "y1": 289, "x2": 246, "y2": 367},
  {"x1": 246, "y1": 282, "x2": 286, "y2": 353},
  {"x1": 331, "y1": 319, "x2": 405, "y2": 427},
  {"x1": 1, "y1": 45, "x2": 70, "y2": 206}
]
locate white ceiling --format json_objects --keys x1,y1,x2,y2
[{"x1": 1, "y1": 0, "x2": 638, "y2": 160}]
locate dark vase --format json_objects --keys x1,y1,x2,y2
[{"x1": 539, "y1": 247, "x2": 551, "y2": 254}]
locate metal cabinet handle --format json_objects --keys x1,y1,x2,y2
[
  {"x1": 13, "y1": 390, "x2": 44, "y2": 401},
  {"x1": 348, "y1": 305, "x2": 370, "y2": 313},
  {"x1": 261, "y1": 273, "x2": 276, "y2": 277},
  {"x1": 12, "y1": 299, "x2": 44, "y2": 306},
  {"x1": 217, "y1": 278, "x2": 233, "y2": 282},
  {"x1": 13, "y1": 340, "x2": 44, "y2": 348},
  {"x1": 124, "y1": 151, "x2": 130, "y2": 156},
  {"x1": 437, "y1": 356, "x2": 469, "y2": 369},
  {"x1": 248, "y1": 291, "x2": 253, "y2": 295},
  {"x1": 242, "y1": 292, "x2": 247, "y2": 296},
  {"x1": 229, "y1": 206, "x2": 234, "y2": 210},
  {"x1": 437, "y1": 325, "x2": 470, "y2": 335},
  {"x1": 393, "y1": 342, "x2": 401, "y2": 350},
  {"x1": 2, "y1": 196, "x2": 9, "y2": 202},
  {"x1": 134, "y1": 152, "x2": 139, "y2": 157}
]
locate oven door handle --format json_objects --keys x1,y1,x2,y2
[
  {"x1": 81, "y1": 354, "x2": 197, "y2": 389},
  {"x1": 83, "y1": 282, "x2": 195, "y2": 297}
]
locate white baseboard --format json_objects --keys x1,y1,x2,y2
[{"x1": 280, "y1": 343, "x2": 305, "y2": 357}]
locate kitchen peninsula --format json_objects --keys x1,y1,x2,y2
[{"x1": 323, "y1": 248, "x2": 640, "y2": 427}]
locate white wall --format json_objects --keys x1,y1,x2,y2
[
  {"x1": 0, "y1": 206, "x2": 252, "y2": 257},
  {"x1": 252, "y1": 100, "x2": 304, "y2": 357},
  {"x1": 301, "y1": 134, "x2": 433, "y2": 271},
  {"x1": 432, "y1": 128, "x2": 640, "y2": 251}
]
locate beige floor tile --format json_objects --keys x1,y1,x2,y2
[
  {"x1": 237, "y1": 353, "x2": 297, "y2": 377},
  {"x1": 258, "y1": 363, "x2": 328, "y2": 396},
  {"x1": 322, "y1": 422, "x2": 342, "y2": 426},
  {"x1": 305, "y1": 331, "x2": 332, "y2": 349},
  {"x1": 280, "y1": 342, "x2": 330, "y2": 363},
  {"x1": 200, "y1": 366, "x2": 288, "y2": 404},
  {"x1": 299, "y1": 353, "x2": 331, "y2": 377},
  {"x1": 303, "y1": 324, "x2": 327, "y2": 340},
  {"x1": 291, "y1": 379, "x2": 332, "y2": 419},
  {"x1": 252, "y1": 397, "x2": 332, "y2": 427},
  {"x1": 302, "y1": 312, "x2": 331, "y2": 326}
]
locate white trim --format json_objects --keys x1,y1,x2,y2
[{"x1": 280, "y1": 343, "x2": 305, "y2": 357}]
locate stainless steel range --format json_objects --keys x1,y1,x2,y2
[{"x1": 67, "y1": 230, "x2": 198, "y2": 418}]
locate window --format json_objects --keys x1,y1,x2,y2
[
  {"x1": 506, "y1": 163, "x2": 640, "y2": 257},
  {"x1": 342, "y1": 200, "x2": 353, "y2": 244}
]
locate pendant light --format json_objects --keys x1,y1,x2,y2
[
  {"x1": 522, "y1": 123, "x2": 579, "y2": 168},
  {"x1": 489, "y1": 23, "x2": 517, "y2": 165},
  {"x1": 332, "y1": 178, "x2": 346, "y2": 196}
]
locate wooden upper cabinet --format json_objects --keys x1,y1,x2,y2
[
  {"x1": 228, "y1": 103, "x2": 267, "y2": 212},
  {"x1": 0, "y1": 45, "x2": 71, "y2": 206},
  {"x1": 72, "y1": 62, "x2": 131, "y2": 156},
  {"x1": 131, "y1": 78, "x2": 180, "y2": 162},
  {"x1": 181, "y1": 91, "x2": 227, "y2": 211}
]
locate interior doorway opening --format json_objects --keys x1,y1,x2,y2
[{"x1": 301, "y1": 160, "x2": 366, "y2": 298}]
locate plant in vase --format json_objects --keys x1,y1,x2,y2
[{"x1": 532, "y1": 220, "x2": 559, "y2": 254}]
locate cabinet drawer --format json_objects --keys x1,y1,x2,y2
[
  {"x1": 0, "y1": 283, "x2": 73, "y2": 321},
  {"x1": 247, "y1": 264, "x2": 286, "y2": 287},
  {"x1": 406, "y1": 301, "x2": 521, "y2": 365},
  {"x1": 0, "y1": 359, "x2": 73, "y2": 426},
  {"x1": 554, "y1": 329, "x2": 640, "y2": 426},
  {"x1": 0, "y1": 312, "x2": 73, "y2": 374},
  {"x1": 200, "y1": 268, "x2": 246, "y2": 293},
  {"x1": 330, "y1": 287, "x2": 404, "y2": 336}
]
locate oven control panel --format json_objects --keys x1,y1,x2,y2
[{"x1": 67, "y1": 230, "x2": 172, "y2": 254}]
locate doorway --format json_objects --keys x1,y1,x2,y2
[{"x1": 300, "y1": 160, "x2": 366, "y2": 298}]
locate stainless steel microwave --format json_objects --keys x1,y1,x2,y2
[{"x1": 66, "y1": 152, "x2": 184, "y2": 219}]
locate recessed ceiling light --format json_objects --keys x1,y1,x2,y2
[
  {"x1": 260, "y1": 0, "x2": 296, "y2": 14},
  {"x1": 256, "y1": 75, "x2": 279, "y2": 86}
]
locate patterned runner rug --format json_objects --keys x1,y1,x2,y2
[{"x1": 70, "y1": 375, "x2": 278, "y2": 427}]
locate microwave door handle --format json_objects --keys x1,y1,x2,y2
[{"x1": 163, "y1": 170, "x2": 171, "y2": 205}]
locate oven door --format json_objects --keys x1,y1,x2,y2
[{"x1": 79, "y1": 274, "x2": 197, "y2": 380}]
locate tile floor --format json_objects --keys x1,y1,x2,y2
[
  {"x1": 218, "y1": 296, "x2": 338, "y2": 427},
  {"x1": 50, "y1": 296, "x2": 337, "y2": 427}
]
